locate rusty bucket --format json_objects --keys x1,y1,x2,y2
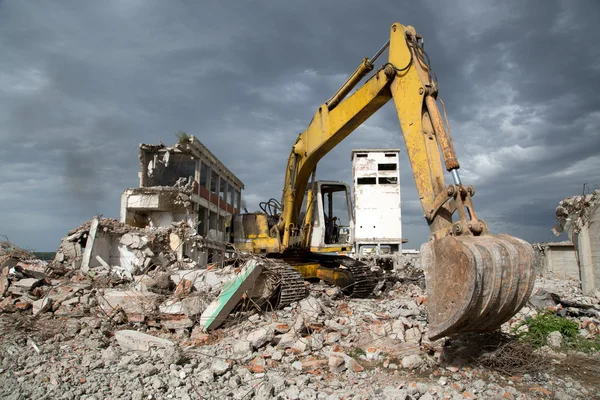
[{"x1": 421, "y1": 234, "x2": 536, "y2": 340}]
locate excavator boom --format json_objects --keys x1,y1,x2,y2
[{"x1": 273, "y1": 22, "x2": 535, "y2": 339}]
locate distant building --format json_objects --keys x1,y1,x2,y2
[{"x1": 350, "y1": 148, "x2": 407, "y2": 269}]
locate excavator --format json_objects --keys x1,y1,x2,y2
[{"x1": 231, "y1": 22, "x2": 536, "y2": 340}]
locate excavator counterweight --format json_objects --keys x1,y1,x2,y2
[{"x1": 231, "y1": 22, "x2": 536, "y2": 339}]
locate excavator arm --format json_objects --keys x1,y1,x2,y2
[
  {"x1": 276, "y1": 22, "x2": 535, "y2": 339},
  {"x1": 277, "y1": 23, "x2": 472, "y2": 245}
]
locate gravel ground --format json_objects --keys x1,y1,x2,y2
[{"x1": 1, "y1": 275, "x2": 599, "y2": 400}]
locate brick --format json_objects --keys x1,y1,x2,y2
[
  {"x1": 345, "y1": 357, "x2": 364, "y2": 373},
  {"x1": 175, "y1": 279, "x2": 193, "y2": 296},
  {"x1": 248, "y1": 364, "x2": 264, "y2": 373}
]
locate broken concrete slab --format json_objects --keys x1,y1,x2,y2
[
  {"x1": 120, "y1": 233, "x2": 148, "y2": 249},
  {"x1": 46, "y1": 283, "x2": 87, "y2": 309},
  {"x1": 170, "y1": 269, "x2": 221, "y2": 292},
  {"x1": 211, "y1": 360, "x2": 231, "y2": 376},
  {"x1": 299, "y1": 296, "x2": 323, "y2": 320},
  {"x1": 11, "y1": 278, "x2": 43, "y2": 291},
  {"x1": 32, "y1": 297, "x2": 52, "y2": 315},
  {"x1": 134, "y1": 273, "x2": 172, "y2": 293},
  {"x1": 199, "y1": 259, "x2": 263, "y2": 331},
  {"x1": 115, "y1": 330, "x2": 175, "y2": 352},
  {"x1": 159, "y1": 299, "x2": 185, "y2": 315},
  {"x1": 529, "y1": 289, "x2": 558, "y2": 310},
  {"x1": 95, "y1": 255, "x2": 111, "y2": 270},
  {"x1": 402, "y1": 354, "x2": 425, "y2": 369},
  {"x1": 116, "y1": 245, "x2": 143, "y2": 278},
  {"x1": 97, "y1": 289, "x2": 161, "y2": 316},
  {"x1": 80, "y1": 216, "x2": 100, "y2": 274},
  {"x1": 181, "y1": 295, "x2": 209, "y2": 318},
  {"x1": 247, "y1": 327, "x2": 274, "y2": 349}
]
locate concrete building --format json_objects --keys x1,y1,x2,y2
[
  {"x1": 553, "y1": 189, "x2": 600, "y2": 294},
  {"x1": 351, "y1": 148, "x2": 407, "y2": 269},
  {"x1": 120, "y1": 134, "x2": 244, "y2": 264},
  {"x1": 121, "y1": 135, "x2": 244, "y2": 238}
]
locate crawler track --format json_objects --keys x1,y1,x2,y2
[
  {"x1": 262, "y1": 259, "x2": 308, "y2": 308},
  {"x1": 336, "y1": 258, "x2": 379, "y2": 298}
]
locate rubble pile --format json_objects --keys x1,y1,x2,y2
[
  {"x1": 504, "y1": 277, "x2": 600, "y2": 339},
  {"x1": 553, "y1": 188, "x2": 600, "y2": 235},
  {"x1": 1, "y1": 217, "x2": 266, "y2": 333},
  {"x1": 51, "y1": 216, "x2": 232, "y2": 280},
  {"x1": 0, "y1": 239, "x2": 49, "y2": 308},
  {"x1": 1, "y1": 239, "x2": 37, "y2": 262},
  {"x1": 2, "y1": 266, "x2": 600, "y2": 398},
  {"x1": 1, "y1": 223, "x2": 600, "y2": 398}
]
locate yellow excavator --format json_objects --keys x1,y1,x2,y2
[{"x1": 231, "y1": 22, "x2": 536, "y2": 340}]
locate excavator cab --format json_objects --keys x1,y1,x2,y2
[{"x1": 306, "y1": 181, "x2": 354, "y2": 253}]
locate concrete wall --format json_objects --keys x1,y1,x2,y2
[
  {"x1": 544, "y1": 245, "x2": 579, "y2": 281},
  {"x1": 88, "y1": 232, "x2": 130, "y2": 269}
]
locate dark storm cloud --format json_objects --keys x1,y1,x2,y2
[{"x1": 0, "y1": 0, "x2": 598, "y2": 250}]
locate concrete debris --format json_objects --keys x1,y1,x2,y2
[
  {"x1": 1, "y1": 224, "x2": 599, "y2": 399},
  {"x1": 98, "y1": 289, "x2": 161, "y2": 317},
  {"x1": 115, "y1": 330, "x2": 175, "y2": 352},
  {"x1": 402, "y1": 354, "x2": 425, "y2": 369},
  {"x1": 547, "y1": 331, "x2": 563, "y2": 348},
  {"x1": 0, "y1": 239, "x2": 38, "y2": 263},
  {"x1": 554, "y1": 189, "x2": 600, "y2": 236},
  {"x1": 1, "y1": 214, "x2": 308, "y2": 340},
  {"x1": 211, "y1": 359, "x2": 231, "y2": 376},
  {"x1": 32, "y1": 297, "x2": 52, "y2": 315},
  {"x1": 247, "y1": 327, "x2": 274, "y2": 349},
  {"x1": 51, "y1": 216, "x2": 196, "y2": 280},
  {"x1": 528, "y1": 288, "x2": 558, "y2": 310},
  {"x1": 0, "y1": 274, "x2": 598, "y2": 399}
]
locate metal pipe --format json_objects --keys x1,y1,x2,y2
[
  {"x1": 370, "y1": 40, "x2": 390, "y2": 64},
  {"x1": 451, "y1": 169, "x2": 462, "y2": 185}
]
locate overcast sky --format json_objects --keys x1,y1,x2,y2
[{"x1": 1, "y1": 0, "x2": 599, "y2": 251}]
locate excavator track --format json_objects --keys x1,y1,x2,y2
[
  {"x1": 301, "y1": 253, "x2": 379, "y2": 298},
  {"x1": 262, "y1": 260, "x2": 308, "y2": 308},
  {"x1": 335, "y1": 258, "x2": 379, "y2": 298}
]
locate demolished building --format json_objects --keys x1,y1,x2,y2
[
  {"x1": 53, "y1": 135, "x2": 246, "y2": 277},
  {"x1": 553, "y1": 188, "x2": 600, "y2": 294},
  {"x1": 32, "y1": 135, "x2": 305, "y2": 332},
  {"x1": 120, "y1": 135, "x2": 245, "y2": 265}
]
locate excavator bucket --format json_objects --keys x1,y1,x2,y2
[{"x1": 421, "y1": 234, "x2": 536, "y2": 340}]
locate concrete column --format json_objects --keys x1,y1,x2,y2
[{"x1": 577, "y1": 226, "x2": 595, "y2": 294}]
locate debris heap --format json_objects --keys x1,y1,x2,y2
[
  {"x1": 1, "y1": 216, "x2": 305, "y2": 333},
  {"x1": 1, "y1": 219, "x2": 600, "y2": 399},
  {"x1": 553, "y1": 188, "x2": 600, "y2": 236}
]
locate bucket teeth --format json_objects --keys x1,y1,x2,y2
[{"x1": 422, "y1": 234, "x2": 536, "y2": 340}]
